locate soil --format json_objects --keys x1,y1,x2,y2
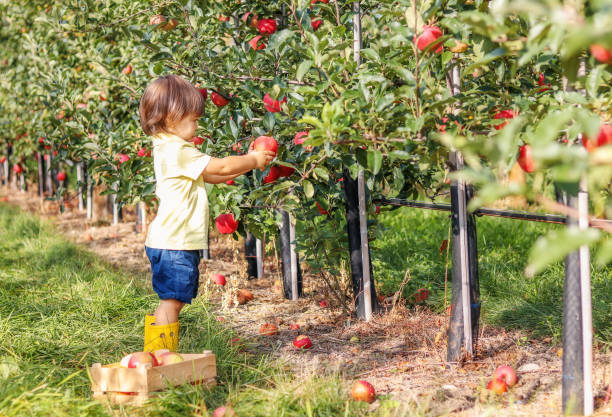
[{"x1": 2, "y1": 187, "x2": 611, "y2": 417}]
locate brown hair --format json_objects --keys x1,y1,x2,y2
[{"x1": 139, "y1": 75, "x2": 205, "y2": 136}]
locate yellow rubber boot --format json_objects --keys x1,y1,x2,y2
[
  {"x1": 144, "y1": 321, "x2": 179, "y2": 352},
  {"x1": 143, "y1": 314, "x2": 156, "y2": 351}
]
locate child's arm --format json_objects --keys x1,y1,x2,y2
[
  {"x1": 202, "y1": 150, "x2": 274, "y2": 177},
  {"x1": 201, "y1": 172, "x2": 241, "y2": 184}
]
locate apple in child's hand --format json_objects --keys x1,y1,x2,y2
[
  {"x1": 159, "y1": 351, "x2": 184, "y2": 366},
  {"x1": 351, "y1": 380, "x2": 376, "y2": 403},
  {"x1": 212, "y1": 273, "x2": 226, "y2": 286},
  {"x1": 127, "y1": 351, "x2": 159, "y2": 368},
  {"x1": 212, "y1": 406, "x2": 236, "y2": 417},
  {"x1": 487, "y1": 378, "x2": 508, "y2": 394},
  {"x1": 293, "y1": 335, "x2": 312, "y2": 349},
  {"x1": 493, "y1": 365, "x2": 517, "y2": 387},
  {"x1": 253, "y1": 135, "x2": 278, "y2": 156}
]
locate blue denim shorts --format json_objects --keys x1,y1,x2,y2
[{"x1": 145, "y1": 247, "x2": 201, "y2": 304}]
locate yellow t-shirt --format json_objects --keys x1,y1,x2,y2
[{"x1": 145, "y1": 132, "x2": 211, "y2": 250}]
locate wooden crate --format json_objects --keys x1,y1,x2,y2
[{"x1": 90, "y1": 350, "x2": 216, "y2": 406}]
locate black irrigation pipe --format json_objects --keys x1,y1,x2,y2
[{"x1": 375, "y1": 197, "x2": 574, "y2": 225}]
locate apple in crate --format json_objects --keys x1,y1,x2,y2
[
  {"x1": 152, "y1": 349, "x2": 170, "y2": 364},
  {"x1": 158, "y1": 351, "x2": 184, "y2": 366},
  {"x1": 121, "y1": 351, "x2": 159, "y2": 368}
]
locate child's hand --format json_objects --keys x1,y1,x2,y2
[{"x1": 251, "y1": 150, "x2": 275, "y2": 170}]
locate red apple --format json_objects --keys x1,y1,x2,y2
[
  {"x1": 351, "y1": 380, "x2": 376, "y2": 403},
  {"x1": 119, "y1": 353, "x2": 133, "y2": 368},
  {"x1": 293, "y1": 335, "x2": 312, "y2": 349},
  {"x1": 158, "y1": 351, "x2": 184, "y2": 366},
  {"x1": 56, "y1": 171, "x2": 66, "y2": 182},
  {"x1": 263, "y1": 93, "x2": 287, "y2": 113},
  {"x1": 211, "y1": 406, "x2": 236, "y2": 417},
  {"x1": 122, "y1": 65, "x2": 132, "y2": 75},
  {"x1": 199, "y1": 88, "x2": 207, "y2": 101},
  {"x1": 493, "y1": 365, "x2": 517, "y2": 387},
  {"x1": 116, "y1": 153, "x2": 130, "y2": 164},
  {"x1": 1, "y1": 197, "x2": 8, "y2": 202},
  {"x1": 316, "y1": 202, "x2": 329, "y2": 215},
  {"x1": 518, "y1": 144, "x2": 535, "y2": 173},
  {"x1": 278, "y1": 165, "x2": 295, "y2": 177},
  {"x1": 319, "y1": 299, "x2": 329, "y2": 308},
  {"x1": 191, "y1": 136, "x2": 206, "y2": 146},
  {"x1": 311, "y1": 18, "x2": 323, "y2": 31},
  {"x1": 375, "y1": 206, "x2": 381, "y2": 215},
  {"x1": 218, "y1": 15, "x2": 230, "y2": 22},
  {"x1": 225, "y1": 179, "x2": 235, "y2": 185},
  {"x1": 263, "y1": 166, "x2": 282, "y2": 184},
  {"x1": 414, "y1": 288, "x2": 430, "y2": 303},
  {"x1": 590, "y1": 44, "x2": 612, "y2": 64},
  {"x1": 415, "y1": 25, "x2": 443, "y2": 54},
  {"x1": 127, "y1": 351, "x2": 159, "y2": 368},
  {"x1": 537, "y1": 73, "x2": 550, "y2": 92},
  {"x1": 248, "y1": 35, "x2": 266, "y2": 50},
  {"x1": 257, "y1": 18, "x2": 277, "y2": 35},
  {"x1": 582, "y1": 124, "x2": 612, "y2": 151},
  {"x1": 311, "y1": 0, "x2": 329, "y2": 4},
  {"x1": 151, "y1": 349, "x2": 170, "y2": 364},
  {"x1": 0, "y1": 157, "x2": 6, "y2": 163},
  {"x1": 137, "y1": 148, "x2": 151, "y2": 157},
  {"x1": 38, "y1": 137, "x2": 45, "y2": 144},
  {"x1": 487, "y1": 378, "x2": 508, "y2": 394},
  {"x1": 236, "y1": 289, "x2": 254, "y2": 304},
  {"x1": 253, "y1": 135, "x2": 278, "y2": 156},
  {"x1": 294, "y1": 131, "x2": 309, "y2": 145},
  {"x1": 241, "y1": 12, "x2": 259, "y2": 28},
  {"x1": 260, "y1": 323, "x2": 279, "y2": 336},
  {"x1": 493, "y1": 109, "x2": 517, "y2": 130},
  {"x1": 215, "y1": 213, "x2": 239, "y2": 234},
  {"x1": 211, "y1": 91, "x2": 230, "y2": 107},
  {"x1": 12, "y1": 164, "x2": 22, "y2": 174},
  {"x1": 212, "y1": 273, "x2": 226, "y2": 286}
]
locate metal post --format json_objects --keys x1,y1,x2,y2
[
  {"x1": 278, "y1": 209, "x2": 303, "y2": 300},
  {"x1": 202, "y1": 234, "x2": 210, "y2": 260},
  {"x1": 19, "y1": 172, "x2": 25, "y2": 192},
  {"x1": 76, "y1": 162, "x2": 84, "y2": 211}
]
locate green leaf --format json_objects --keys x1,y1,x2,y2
[
  {"x1": 313, "y1": 166, "x2": 329, "y2": 182},
  {"x1": 302, "y1": 180, "x2": 314, "y2": 198},
  {"x1": 356, "y1": 148, "x2": 383, "y2": 174},
  {"x1": 526, "y1": 227, "x2": 601, "y2": 277},
  {"x1": 296, "y1": 60, "x2": 313, "y2": 82}
]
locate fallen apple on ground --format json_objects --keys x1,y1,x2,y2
[
  {"x1": 236, "y1": 289, "x2": 253, "y2": 305},
  {"x1": 493, "y1": 365, "x2": 517, "y2": 387},
  {"x1": 319, "y1": 299, "x2": 329, "y2": 308},
  {"x1": 487, "y1": 378, "x2": 508, "y2": 394},
  {"x1": 293, "y1": 335, "x2": 312, "y2": 349},
  {"x1": 260, "y1": 323, "x2": 279, "y2": 336},
  {"x1": 351, "y1": 380, "x2": 376, "y2": 403},
  {"x1": 212, "y1": 406, "x2": 236, "y2": 417},
  {"x1": 212, "y1": 273, "x2": 226, "y2": 286}
]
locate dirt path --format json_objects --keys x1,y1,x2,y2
[{"x1": 2, "y1": 187, "x2": 611, "y2": 416}]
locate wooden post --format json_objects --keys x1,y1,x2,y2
[
  {"x1": 37, "y1": 153, "x2": 44, "y2": 196},
  {"x1": 446, "y1": 61, "x2": 480, "y2": 362},
  {"x1": 76, "y1": 162, "x2": 85, "y2": 211},
  {"x1": 279, "y1": 209, "x2": 302, "y2": 299}
]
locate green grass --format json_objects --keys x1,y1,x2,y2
[
  {"x1": 371, "y1": 207, "x2": 612, "y2": 346},
  {"x1": 0, "y1": 203, "x2": 423, "y2": 417}
]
